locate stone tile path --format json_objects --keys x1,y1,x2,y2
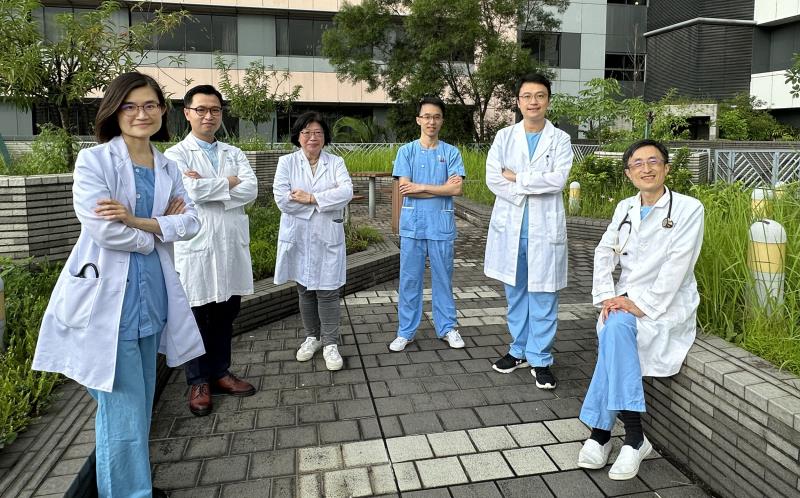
[{"x1": 149, "y1": 206, "x2": 709, "y2": 497}]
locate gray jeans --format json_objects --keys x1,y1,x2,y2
[{"x1": 297, "y1": 284, "x2": 341, "y2": 347}]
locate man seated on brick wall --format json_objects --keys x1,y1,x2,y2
[
  {"x1": 165, "y1": 84, "x2": 259, "y2": 416},
  {"x1": 577, "y1": 139, "x2": 705, "y2": 480}
]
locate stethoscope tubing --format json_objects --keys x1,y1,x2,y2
[{"x1": 613, "y1": 188, "x2": 674, "y2": 255}]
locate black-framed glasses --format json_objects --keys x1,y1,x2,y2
[
  {"x1": 119, "y1": 102, "x2": 163, "y2": 116},
  {"x1": 187, "y1": 106, "x2": 222, "y2": 117}
]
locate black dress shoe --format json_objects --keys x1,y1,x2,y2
[{"x1": 153, "y1": 486, "x2": 170, "y2": 497}]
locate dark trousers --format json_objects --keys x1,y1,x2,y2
[{"x1": 184, "y1": 295, "x2": 241, "y2": 385}]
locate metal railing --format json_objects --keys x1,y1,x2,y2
[{"x1": 712, "y1": 150, "x2": 800, "y2": 186}]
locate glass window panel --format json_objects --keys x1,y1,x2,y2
[
  {"x1": 186, "y1": 14, "x2": 212, "y2": 52},
  {"x1": 314, "y1": 19, "x2": 333, "y2": 57},
  {"x1": 289, "y1": 18, "x2": 314, "y2": 56},
  {"x1": 276, "y1": 17, "x2": 289, "y2": 56},
  {"x1": 159, "y1": 19, "x2": 185, "y2": 52},
  {"x1": 130, "y1": 11, "x2": 157, "y2": 50},
  {"x1": 43, "y1": 7, "x2": 70, "y2": 43},
  {"x1": 212, "y1": 15, "x2": 237, "y2": 53}
]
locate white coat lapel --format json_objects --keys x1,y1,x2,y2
[
  {"x1": 152, "y1": 149, "x2": 170, "y2": 218},
  {"x1": 512, "y1": 122, "x2": 528, "y2": 168},
  {"x1": 312, "y1": 152, "x2": 329, "y2": 186},
  {"x1": 109, "y1": 136, "x2": 136, "y2": 211},
  {"x1": 630, "y1": 193, "x2": 643, "y2": 233},
  {"x1": 184, "y1": 135, "x2": 218, "y2": 178},
  {"x1": 530, "y1": 121, "x2": 554, "y2": 165}
]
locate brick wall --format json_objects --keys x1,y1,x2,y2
[
  {"x1": 644, "y1": 334, "x2": 800, "y2": 498},
  {"x1": 244, "y1": 150, "x2": 283, "y2": 203},
  {"x1": 0, "y1": 175, "x2": 79, "y2": 261}
]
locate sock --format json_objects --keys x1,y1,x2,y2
[
  {"x1": 590, "y1": 428, "x2": 611, "y2": 445},
  {"x1": 620, "y1": 410, "x2": 644, "y2": 449}
]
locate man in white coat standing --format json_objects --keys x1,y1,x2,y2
[
  {"x1": 165, "y1": 85, "x2": 259, "y2": 416},
  {"x1": 484, "y1": 73, "x2": 574, "y2": 390}
]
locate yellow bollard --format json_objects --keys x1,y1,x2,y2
[
  {"x1": 569, "y1": 181, "x2": 580, "y2": 216},
  {"x1": 751, "y1": 187, "x2": 773, "y2": 219},
  {"x1": 748, "y1": 219, "x2": 786, "y2": 315}
]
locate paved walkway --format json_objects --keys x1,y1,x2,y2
[{"x1": 149, "y1": 206, "x2": 709, "y2": 498}]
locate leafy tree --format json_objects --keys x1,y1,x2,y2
[
  {"x1": 322, "y1": 0, "x2": 569, "y2": 142},
  {"x1": 786, "y1": 53, "x2": 800, "y2": 98},
  {"x1": 717, "y1": 93, "x2": 797, "y2": 141},
  {"x1": 0, "y1": 0, "x2": 188, "y2": 140},
  {"x1": 387, "y1": 102, "x2": 476, "y2": 143},
  {"x1": 214, "y1": 55, "x2": 302, "y2": 142},
  {"x1": 332, "y1": 116, "x2": 387, "y2": 143}
]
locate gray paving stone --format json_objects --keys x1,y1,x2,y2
[
  {"x1": 496, "y1": 475, "x2": 555, "y2": 498},
  {"x1": 376, "y1": 396, "x2": 415, "y2": 416},
  {"x1": 214, "y1": 411, "x2": 257, "y2": 433},
  {"x1": 449, "y1": 482, "x2": 503, "y2": 498},
  {"x1": 427, "y1": 430, "x2": 476, "y2": 457},
  {"x1": 320, "y1": 420, "x2": 361, "y2": 444},
  {"x1": 271, "y1": 476, "x2": 295, "y2": 497},
  {"x1": 380, "y1": 416, "x2": 405, "y2": 437},
  {"x1": 445, "y1": 389, "x2": 488, "y2": 408},
  {"x1": 438, "y1": 408, "x2": 483, "y2": 431},
  {"x1": 510, "y1": 401, "x2": 558, "y2": 422},
  {"x1": 297, "y1": 473, "x2": 321, "y2": 498},
  {"x1": 507, "y1": 422, "x2": 558, "y2": 446},
  {"x1": 400, "y1": 412, "x2": 444, "y2": 435},
  {"x1": 199, "y1": 455, "x2": 250, "y2": 485},
  {"x1": 504, "y1": 446, "x2": 558, "y2": 475},
  {"x1": 250, "y1": 449, "x2": 296, "y2": 478},
  {"x1": 636, "y1": 458, "x2": 692, "y2": 489},
  {"x1": 152, "y1": 461, "x2": 202, "y2": 489},
  {"x1": 323, "y1": 467, "x2": 373, "y2": 497},
  {"x1": 544, "y1": 398, "x2": 583, "y2": 418},
  {"x1": 655, "y1": 485, "x2": 711, "y2": 497},
  {"x1": 467, "y1": 426, "x2": 518, "y2": 451},
  {"x1": 276, "y1": 425, "x2": 318, "y2": 449},
  {"x1": 544, "y1": 418, "x2": 592, "y2": 442},
  {"x1": 220, "y1": 478, "x2": 272, "y2": 498},
  {"x1": 386, "y1": 435, "x2": 433, "y2": 462},
  {"x1": 168, "y1": 486, "x2": 220, "y2": 498},
  {"x1": 150, "y1": 438, "x2": 189, "y2": 464},
  {"x1": 316, "y1": 385, "x2": 352, "y2": 402},
  {"x1": 298, "y1": 445, "x2": 343, "y2": 473},
  {"x1": 184, "y1": 434, "x2": 231, "y2": 459},
  {"x1": 359, "y1": 418, "x2": 382, "y2": 440},
  {"x1": 459, "y1": 451, "x2": 514, "y2": 481},
  {"x1": 386, "y1": 379, "x2": 426, "y2": 396},
  {"x1": 544, "y1": 442, "x2": 584, "y2": 471},
  {"x1": 475, "y1": 404, "x2": 521, "y2": 426},
  {"x1": 256, "y1": 406, "x2": 296, "y2": 428},
  {"x1": 230, "y1": 428, "x2": 275, "y2": 454},
  {"x1": 279, "y1": 388, "x2": 315, "y2": 406},
  {"x1": 586, "y1": 469, "x2": 649, "y2": 496},
  {"x1": 402, "y1": 489, "x2": 450, "y2": 498},
  {"x1": 298, "y1": 402, "x2": 337, "y2": 423},
  {"x1": 410, "y1": 393, "x2": 452, "y2": 411},
  {"x1": 415, "y1": 456, "x2": 469, "y2": 487},
  {"x1": 170, "y1": 416, "x2": 215, "y2": 437},
  {"x1": 393, "y1": 461, "x2": 422, "y2": 491},
  {"x1": 337, "y1": 399, "x2": 376, "y2": 419},
  {"x1": 342, "y1": 439, "x2": 389, "y2": 467},
  {"x1": 542, "y1": 469, "x2": 604, "y2": 498}
]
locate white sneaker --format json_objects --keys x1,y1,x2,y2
[
  {"x1": 608, "y1": 436, "x2": 652, "y2": 480},
  {"x1": 577, "y1": 439, "x2": 613, "y2": 469},
  {"x1": 323, "y1": 345, "x2": 344, "y2": 371},
  {"x1": 389, "y1": 336, "x2": 412, "y2": 352},
  {"x1": 296, "y1": 337, "x2": 322, "y2": 361},
  {"x1": 443, "y1": 329, "x2": 465, "y2": 348}
]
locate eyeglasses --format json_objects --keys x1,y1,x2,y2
[
  {"x1": 627, "y1": 158, "x2": 665, "y2": 170},
  {"x1": 187, "y1": 106, "x2": 222, "y2": 117},
  {"x1": 119, "y1": 102, "x2": 162, "y2": 116},
  {"x1": 417, "y1": 114, "x2": 443, "y2": 122},
  {"x1": 518, "y1": 92, "x2": 548, "y2": 103},
  {"x1": 300, "y1": 130, "x2": 324, "y2": 137}
]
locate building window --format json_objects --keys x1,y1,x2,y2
[
  {"x1": 607, "y1": 0, "x2": 647, "y2": 5},
  {"x1": 276, "y1": 17, "x2": 333, "y2": 57},
  {"x1": 35, "y1": 7, "x2": 94, "y2": 43},
  {"x1": 521, "y1": 32, "x2": 560, "y2": 67},
  {"x1": 131, "y1": 12, "x2": 238, "y2": 54},
  {"x1": 604, "y1": 53, "x2": 645, "y2": 81}
]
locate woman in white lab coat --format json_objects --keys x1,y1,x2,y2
[
  {"x1": 273, "y1": 112, "x2": 353, "y2": 371},
  {"x1": 577, "y1": 139, "x2": 704, "y2": 481},
  {"x1": 32, "y1": 72, "x2": 203, "y2": 498}
]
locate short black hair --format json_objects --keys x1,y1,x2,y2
[
  {"x1": 184, "y1": 84, "x2": 223, "y2": 108},
  {"x1": 416, "y1": 96, "x2": 445, "y2": 117},
  {"x1": 290, "y1": 111, "x2": 332, "y2": 147},
  {"x1": 514, "y1": 73, "x2": 552, "y2": 100},
  {"x1": 95, "y1": 72, "x2": 169, "y2": 143},
  {"x1": 622, "y1": 139, "x2": 670, "y2": 168}
]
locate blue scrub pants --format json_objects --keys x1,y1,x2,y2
[
  {"x1": 504, "y1": 237, "x2": 559, "y2": 367},
  {"x1": 579, "y1": 311, "x2": 646, "y2": 430},
  {"x1": 397, "y1": 237, "x2": 457, "y2": 339},
  {"x1": 88, "y1": 332, "x2": 161, "y2": 498}
]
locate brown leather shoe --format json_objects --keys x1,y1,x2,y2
[
  {"x1": 213, "y1": 373, "x2": 256, "y2": 397},
  {"x1": 188, "y1": 383, "x2": 212, "y2": 416}
]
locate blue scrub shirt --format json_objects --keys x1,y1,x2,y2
[
  {"x1": 118, "y1": 165, "x2": 168, "y2": 341},
  {"x1": 192, "y1": 134, "x2": 219, "y2": 171},
  {"x1": 392, "y1": 140, "x2": 466, "y2": 241},
  {"x1": 520, "y1": 131, "x2": 542, "y2": 239}
]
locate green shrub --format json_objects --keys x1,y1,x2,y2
[
  {"x1": 2, "y1": 125, "x2": 78, "y2": 176},
  {"x1": 0, "y1": 259, "x2": 62, "y2": 446}
]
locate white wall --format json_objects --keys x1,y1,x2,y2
[
  {"x1": 754, "y1": 0, "x2": 800, "y2": 25},
  {"x1": 751, "y1": 71, "x2": 800, "y2": 110},
  {"x1": 548, "y1": 0, "x2": 607, "y2": 97}
]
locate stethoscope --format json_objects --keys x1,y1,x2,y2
[{"x1": 613, "y1": 188, "x2": 674, "y2": 255}]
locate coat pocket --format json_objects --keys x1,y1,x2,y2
[
  {"x1": 234, "y1": 214, "x2": 251, "y2": 246},
  {"x1": 545, "y1": 210, "x2": 567, "y2": 244},
  {"x1": 55, "y1": 274, "x2": 103, "y2": 329},
  {"x1": 439, "y1": 209, "x2": 455, "y2": 235},
  {"x1": 399, "y1": 206, "x2": 415, "y2": 234}
]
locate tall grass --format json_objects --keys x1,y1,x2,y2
[{"x1": 342, "y1": 148, "x2": 398, "y2": 174}]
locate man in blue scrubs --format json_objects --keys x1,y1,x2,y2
[{"x1": 389, "y1": 96, "x2": 466, "y2": 352}]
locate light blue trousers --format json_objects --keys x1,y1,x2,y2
[
  {"x1": 88, "y1": 332, "x2": 160, "y2": 498},
  {"x1": 397, "y1": 237, "x2": 457, "y2": 339},
  {"x1": 504, "y1": 237, "x2": 559, "y2": 367},
  {"x1": 579, "y1": 311, "x2": 646, "y2": 431}
]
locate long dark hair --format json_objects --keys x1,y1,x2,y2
[{"x1": 95, "y1": 72, "x2": 170, "y2": 143}]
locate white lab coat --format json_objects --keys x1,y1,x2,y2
[
  {"x1": 273, "y1": 150, "x2": 353, "y2": 290},
  {"x1": 164, "y1": 136, "x2": 258, "y2": 307},
  {"x1": 32, "y1": 136, "x2": 205, "y2": 392},
  {"x1": 592, "y1": 188, "x2": 705, "y2": 377},
  {"x1": 484, "y1": 120, "x2": 574, "y2": 292}
]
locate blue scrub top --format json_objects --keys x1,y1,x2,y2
[
  {"x1": 192, "y1": 134, "x2": 219, "y2": 171},
  {"x1": 118, "y1": 164, "x2": 168, "y2": 341},
  {"x1": 393, "y1": 140, "x2": 466, "y2": 241},
  {"x1": 520, "y1": 132, "x2": 542, "y2": 240},
  {"x1": 640, "y1": 206, "x2": 653, "y2": 220}
]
